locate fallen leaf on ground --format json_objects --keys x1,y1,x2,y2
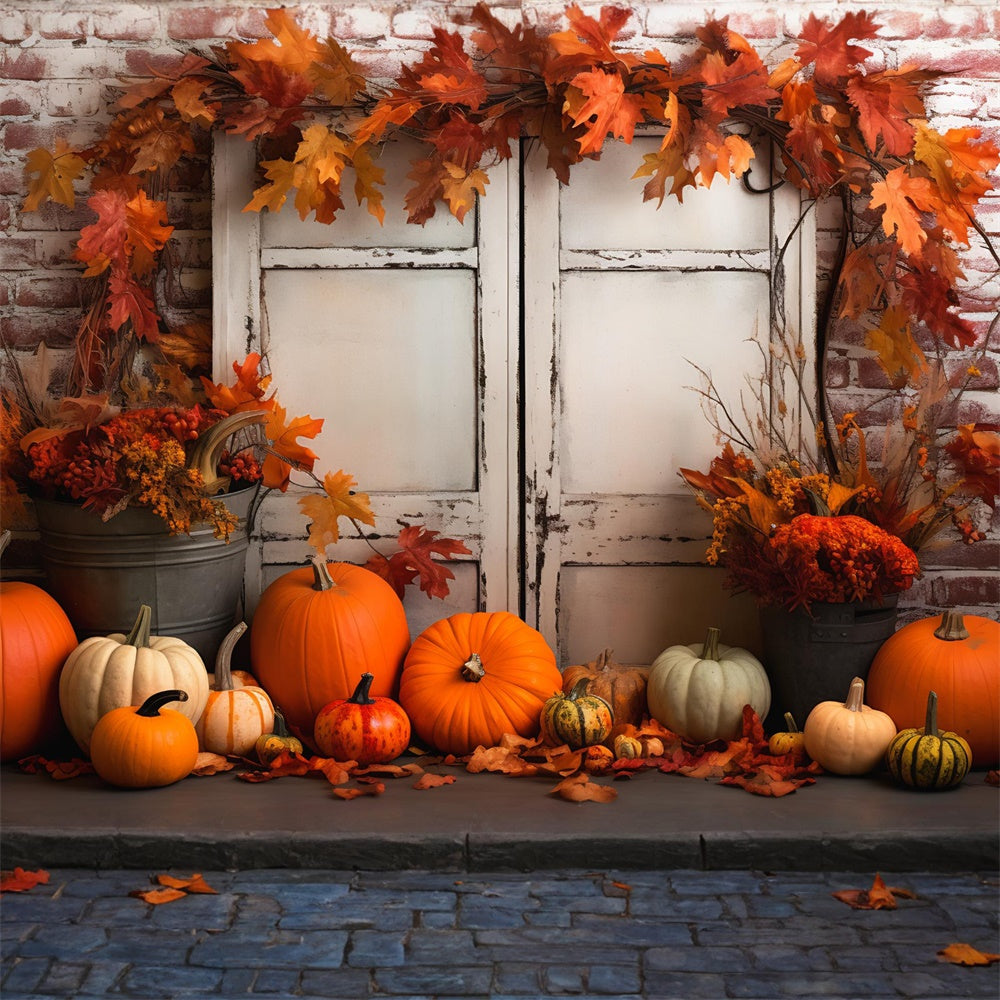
[
  {"x1": 0, "y1": 867, "x2": 50, "y2": 893},
  {"x1": 353, "y1": 762, "x2": 424, "y2": 778},
  {"x1": 467, "y1": 744, "x2": 532, "y2": 774},
  {"x1": 832, "y1": 873, "x2": 916, "y2": 909},
  {"x1": 190, "y1": 752, "x2": 233, "y2": 775},
  {"x1": 333, "y1": 779, "x2": 385, "y2": 799},
  {"x1": 549, "y1": 772, "x2": 617, "y2": 803},
  {"x1": 985, "y1": 770, "x2": 998, "y2": 786},
  {"x1": 937, "y1": 943, "x2": 1000, "y2": 966},
  {"x1": 413, "y1": 772, "x2": 456, "y2": 789},
  {"x1": 17, "y1": 755, "x2": 94, "y2": 779},
  {"x1": 155, "y1": 873, "x2": 217, "y2": 894},
  {"x1": 130, "y1": 887, "x2": 187, "y2": 904}
]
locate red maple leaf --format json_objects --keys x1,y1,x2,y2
[
  {"x1": 365, "y1": 524, "x2": 472, "y2": 600},
  {"x1": 796, "y1": 11, "x2": 880, "y2": 85}
]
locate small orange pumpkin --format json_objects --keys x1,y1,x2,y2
[
  {"x1": 803, "y1": 676, "x2": 896, "y2": 775},
  {"x1": 197, "y1": 622, "x2": 274, "y2": 756},
  {"x1": 313, "y1": 672, "x2": 411, "y2": 765},
  {"x1": 89, "y1": 688, "x2": 199, "y2": 788}
]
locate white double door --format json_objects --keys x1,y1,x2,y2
[{"x1": 214, "y1": 135, "x2": 812, "y2": 665}]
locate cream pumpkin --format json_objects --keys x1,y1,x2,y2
[
  {"x1": 196, "y1": 622, "x2": 274, "y2": 756},
  {"x1": 58, "y1": 604, "x2": 208, "y2": 755},
  {"x1": 803, "y1": 676, "x2": 897, "y2": 775},
  {"x1": 647, "y1": 627, "x2": 770, "y2": 743}
]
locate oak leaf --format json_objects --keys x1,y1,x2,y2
[
  {"x1": 832, "y1": 873, "x2": 916, "y2": 910},
  {"x1": 349, "y1": 142, "x2": 387, "y2": 224},
  {"x1": 938, "y1": 943, "x2": 1000, "y2": 967},
  {"x1": 23, "y1": 141, "x2": 85, "y2": 211},
  {"x1": 126, "y1": 106, "x2": 197, "y2": 175},
  {"x1": 299, "y1": 469, "x2": 375, "y2": 549},
  {"x1": 546, "y1": 3, "x2": 635, "y2": 80},
  {"x1": 311, "y1": 38, "x2": 366, "y2": 106},
  {"x1": 0, "y1": 868, "x2": 50, "y2": 893}
]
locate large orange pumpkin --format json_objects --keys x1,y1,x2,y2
[
  {"x1": 249, "y1": 557, "x2": 410, "y2": 740},
  {"x1": 0, "y1": 531, "x2": 78, "y2": 761},
  {"x1": 866, "y1": 611, "x2": 999, "y2": 768},
  {"x1": 398, "y1": 611, "x2": 561, "y2": 755}
]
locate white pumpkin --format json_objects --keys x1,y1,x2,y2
[
  {"x1": 196, "y1": 622, "x2": 274, "y2": 756},
  {"x1": 647, "y1": 627, "x2": 771, "y2": 743},
  {"x1": 58, "y1": 604, "x2": 209, "y2": 754}
]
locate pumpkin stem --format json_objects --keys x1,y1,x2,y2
[
  {"x1": 349, "y1": 672, "x2": 377, "y2": 705},
  {"x1": 124, "y1": 604, "x2": 154, "y2": 648},
  {"x1": 272, "y1": 706, "x2": 292, "y2": 737},
  {"x1": 933, "y1": 611, "x2": 969, "y2": 642},
  {"x1": 461, "y1": 652, "x2": 486, "y2": 682},
  {"x1": 568, "y1": 677, "x2": 592, "y2": 700},
  {"x1": 923, "y1": 690, "x2": 940, "y2": 737},
  {"x1": 214, "y1": 621, "x2": 248, "y2": 691},
  {"x1": 783, "y1": 712, "x2": 799, "y2": 733},
  {"x1": 595, "y1": 649, "x2": 614, "y2": 670},
  {"x1": 701, "y1": 627, "x2": 721, "y2": 661},
  {"x1": 309, "y1": 555, "x2": 336, "y2": 592},
  {"x1": 136, "y1": 689, "x2": 188, "y2": 717},
  {"x1": 843, "y1": 676, "x2": 866, "y2": 712}
]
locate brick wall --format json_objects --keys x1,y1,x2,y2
[{"x1": 1, "y1": 0, "x2": 998, "y2": 620}]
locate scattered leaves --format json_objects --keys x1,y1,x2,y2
[
  {"x1": 17, "y1": 755, "x2": 95, "y2": 780},
  {"x1": 413, "y1": 772, "x2": 456, "y2": 790},
  {"x1": 130, "y1": 872, "x2": 218, "y2": 904},
  {"x1": 550, "y1": 772, "x2": 618, "y2": 803}
]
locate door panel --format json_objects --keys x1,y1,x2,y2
[{"x1": 523, "y1": 136, "x2": 814, "y2": 665}]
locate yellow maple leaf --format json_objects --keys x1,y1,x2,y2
[
  {"x1": 244, "y1": 157, "x2": 296, "y2": 215},
  {"x1": 440, "y1": 161, "x2": 488, "y2": 223},
  {"x1": 865, "y1": 304, "x2": 928, "y2": 387},
  {"x1": 299, "y1": 470, "x2": 375, "y2": 550},
  {"x1": 23, "y1": 140, "x2": 85, "y2": 211}
]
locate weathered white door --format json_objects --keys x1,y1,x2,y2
[
  {"x1": 214, "y1": 134, "x2": 812, "y2": 656},
  {"x1": 213, "y1": 135, "x2": 518, "y2": 637},
  {"x1": 521, "y1": 137, "x2": 814, "y2": 664}
]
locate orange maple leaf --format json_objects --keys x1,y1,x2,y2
[
  {"x1": 832, "y1": 873, "x2": 916, "y2": 910},
  {"x1": 125, "y1": 190, "x2": 174, "y2": 276},
  {"x1": 23, "y1": 140, "x2": 85, "y2": 212},
  {"x1": 567, "y1": 68, "x2": 643, "y2": 155},
  {"x1": 298, "y1": 469, "x2": 375, "y2": 549},
  {"x1": 262, "y1": 404, "x2": 323, "y2": 490},
  {"x1": 0, "y1": 867, "x2": 50, "y2": 893},
  {"x1": 846, "y1": 66, "x2": 930, "y2": 157},
  {"x1": 170, "y1": 76, "x2": 217, "y2": 128},
  {"x1": 440, "y1": 161, "x2": 489, "y2": 223},
  {"x1": 201, "y1": 353, "x2": 274, "y2": 413},
  {"x1": 126, "y1": 106, "x2": 197, "y2": 175},
  {"x1": 130, "y1": 887, "x2": 187, "y2": 905},
  {"x1": 938, "y1": 943, "x2": 1000, "y2": 966},
  {"x1": 869, "y1": 167, "x2": 936, "y2": 257},
  {"x1": 155, "y1": 873, "x2": 217, "y2": 894},
  {"x1": 107, "y1": 272, "x2": 161, "y2": 341},
  {"x1": 228, "y1": 7, "x2": 326, "y2": 75}
]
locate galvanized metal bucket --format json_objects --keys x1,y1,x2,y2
[
  {"x1": 759, "y1": 596, "x2": 900, "y2": 731},
  {"x1": 33, "y1": 487, "x2": 256, "y2": 667}
]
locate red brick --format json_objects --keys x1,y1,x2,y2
[
  {"x1": 0, "y1": 11, "x2": 30, "y2": 44},
  {"x1": 0, "y1": 310, "x2": 82, "y2": 349},
  {"x1": 0, "y1": 84, "x2": 41, "y2": 117},
  {"x1": 929, "y1": 572, "x2": 1000, "y2": 609},
  {"x1": 92, "y1": 7, "x2": 159, "y2": 43},
  {"x1": 38, "y1": 13, "x2": 87, "y2": 41},
  {"x1": 166, "y1": 5, "x2": 267, "y2": 42},
  {"x1": 894, "y1": 41, "x2": 1000, "y2": 77},
  {"x1": 0, "y1": 237, "x2": 40, "y2": 270},
  {"x1": 0, "y1": 50, "x2": 48, "y2": 82},
  {"x1": 15, "y1": 275, "x2": 83, "y2": 308}
]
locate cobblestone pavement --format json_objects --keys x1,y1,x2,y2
[{"x1": 1, "y1": 868, "x2": 998, "y2": 999}]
